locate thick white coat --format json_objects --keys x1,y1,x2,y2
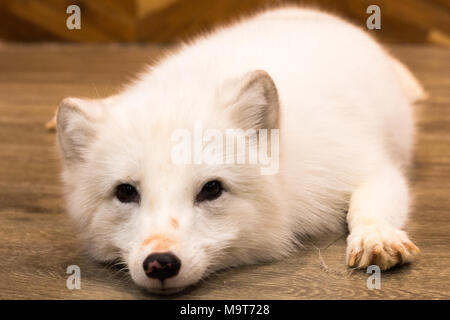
[{"x1": 57, "y1": 7, "x2": 423, "y2": 294}]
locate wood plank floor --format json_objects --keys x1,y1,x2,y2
[{"x1": 0, "y1": 43, "x2": 449, "y2": 299}]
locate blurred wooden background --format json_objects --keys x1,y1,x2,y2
[{"x1": 0, "y1": 0, "x2": 449, "y2": 45}]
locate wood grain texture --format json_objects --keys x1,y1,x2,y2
[
  {"x1": 0, "y1": 0, "x2": 449, "y2": 45},
  {"x1": 0, "y1": 44, "x2": 449, "y2": 299}
]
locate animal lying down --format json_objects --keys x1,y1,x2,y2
[{"x1": 54, "y1": 7, "x2": 423, "y2": 294}]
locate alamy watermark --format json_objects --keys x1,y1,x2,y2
[
  {"x1": 66, "y1": 265, "x2": 81, "y2": 290},
  {"x1": 66, "y1": 5, "x2": 81, "y2": 30},
  {"x1": 366, "y1": 265, "x2": 381, "y2": 290},
  {"x1": 65, "y1": 4, "x2": 381, "y2": 32},
  {"x1": 171, "y1": 121, "x2": 279, "y2": 175},
  {"x1": 366, "y1": 5, "x2": 381, "y2": 30}
]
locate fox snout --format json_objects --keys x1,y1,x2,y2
[
  {"x1": 143, "y1": 252, "x2": 181, "y2": 281},
  {"x1": 140, "y1": 234, "x2": 182, "y2": 282}
]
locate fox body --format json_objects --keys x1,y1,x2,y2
[{"x1": 57, "y1": 7, "x2": 422, "y2": 294}]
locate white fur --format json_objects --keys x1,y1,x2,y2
[{"x1": 57, "y1": 7, "x2": 422, "y2": 294}]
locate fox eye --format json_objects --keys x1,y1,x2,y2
[
  {"x1": 115, "y1": 184, "x2": 140, "y2": 203},
  {"x1": 196, "y1": 180, "x2": 223, "y2": 202}
]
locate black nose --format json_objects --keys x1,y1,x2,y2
[{"x1": 143, "y1": 252, "x2": 181, "y2": 281}]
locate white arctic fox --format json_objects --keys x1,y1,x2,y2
[{"x1": 56, "y1": 7, "x2": 423, "y2": 294}]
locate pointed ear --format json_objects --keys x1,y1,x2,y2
[
  {"x1": 224, "y1": 70, "x2": 280, "y2": 130},
  {"x1": 56, "y1": 97, "x2": 103, "y2": 165}
]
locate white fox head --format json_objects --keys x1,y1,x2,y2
[{"x1": 57, "y1": 70, "x2": 293, "y2": 294}]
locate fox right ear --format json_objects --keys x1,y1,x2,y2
[
  {"x1": 57, "y1": 97, "x2": 102, "y2": 164},
  {"x1": 222, "y1": 70, "x2": 280, "y2": 130}
]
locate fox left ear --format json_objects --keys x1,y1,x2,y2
[
  {"x1": 56, "y1": 97, "x2": 104, "y2": 165},
  {"x1": 224, "y1": 70, "x2": 280, "y2": 130}
]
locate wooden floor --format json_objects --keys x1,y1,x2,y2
[{"x1": 0, "y1": 43, "x2": 449, "y2": 299}]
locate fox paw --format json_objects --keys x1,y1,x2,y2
[{"x1": 346, "y1": 225, "x2": 420, "y2": 270}]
